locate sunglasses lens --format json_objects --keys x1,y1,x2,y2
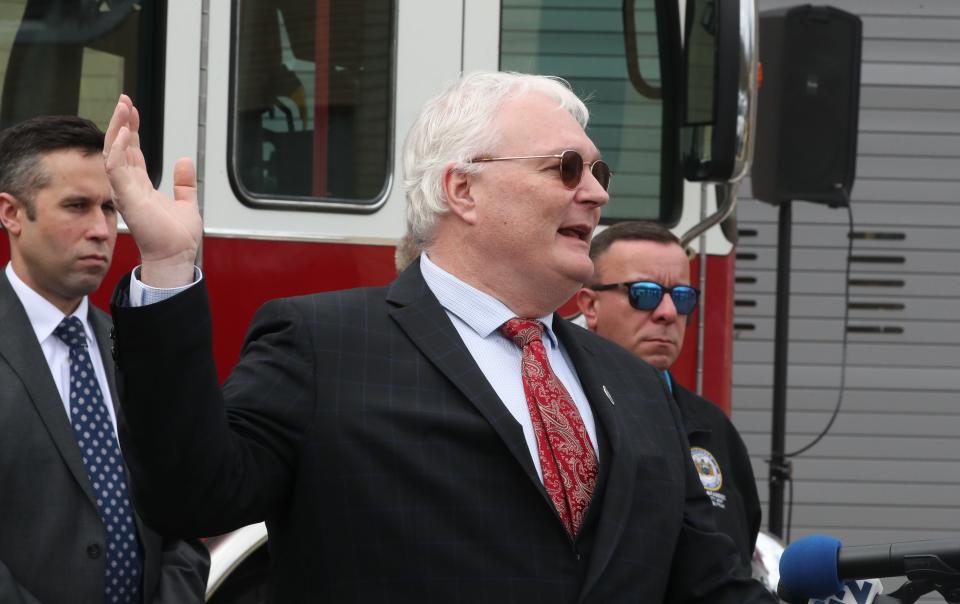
[
  {"x1": 592, "y1": 161, "x2": 611, "y2": 191},
  {"x1": 671, "y1": 286, "x2": 699, "y2": 315},
  {"x1": 628, "y1": 282, "x2": 664, "y2": 311},
  {"x1": 559, "y1": 150, "x2": 584, "y2": 189},
  {"x1": 626, "y1": 283, "x2": 699, "y2": 315},
  {"x1": 558, "y1": 151, "x2": 611, "y2": 190}
]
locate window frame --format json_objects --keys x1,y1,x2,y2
[{"x1": 225, "y1": 0, "x2": 398, "y2": 214}]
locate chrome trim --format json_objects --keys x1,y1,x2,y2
[{"x1": 731, "y1": 0, "x2": 759, "y2": 182}]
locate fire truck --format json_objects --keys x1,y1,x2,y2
[{"x1": 0, "y1": 0, "x2": 771, "y2": 599}]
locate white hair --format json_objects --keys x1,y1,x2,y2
[{"x1": 402, "y1": 71, "x2": 590, "y2": 248}]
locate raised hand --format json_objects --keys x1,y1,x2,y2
[{"x1": 104, "y1": 95, "x2": 202, "y2": 288}]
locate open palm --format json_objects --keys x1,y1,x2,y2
[{"x1": 104, "y1": 95, "x2": 202, "y2": 288}]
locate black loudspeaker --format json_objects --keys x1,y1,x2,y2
[{"x1": 752, "y1": 5, "x2": 862, "y2": 206}]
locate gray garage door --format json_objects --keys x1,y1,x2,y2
[{"x1": 732, "y1": 0, "x2": 960, "y2": 561}]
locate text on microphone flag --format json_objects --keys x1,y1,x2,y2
[{"x1": 810, "y1": 579, "x2": 883, "y2": 604}]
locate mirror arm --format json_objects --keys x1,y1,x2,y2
[
  {"x1": 680, "y1": 180, "x2": 739, "y2": 247},
  {"x1": 623, "y1": 0, "x2": 662, "y2": 100}
]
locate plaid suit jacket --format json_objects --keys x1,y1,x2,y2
[{"x1": 110, "y1": 261, "x2": 773, "y2": 603}]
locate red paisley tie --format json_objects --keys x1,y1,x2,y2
[{"x1": 500, "y1": 318, "x2": 598, "y2": 537}]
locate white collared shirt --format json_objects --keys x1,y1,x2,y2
[
  {"x1": 420, "y1": 254, "x2": 598, "y2": 481},
  {"x1": 5, "y1": 263, "x2": 118, "y2": 430}
]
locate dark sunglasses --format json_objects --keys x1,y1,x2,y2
[
  {"x1": 590, "y1": 281, "x2": 700, "y2": 315},
  {"x1": 470, "y1": 149, "x2": 612, "y2": 191}
]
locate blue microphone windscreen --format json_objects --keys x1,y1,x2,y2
[{"x1": 779, "y1": 535, "x2": 844, "y2": 598}]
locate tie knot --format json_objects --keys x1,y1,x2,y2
[
  {"x1": 500, "y1": 318, "x2": 544, "y2": 349},
  {"x1": 53, "y1": 316, "x2": 87, "y2": 351}
]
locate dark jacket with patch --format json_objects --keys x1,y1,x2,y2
[{"x1": 671, "y1": 379, "x2": 761, "y2": 574}]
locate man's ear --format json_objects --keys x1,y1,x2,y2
[
  {"x1": 575, "y1": 287, "x2": 600, "y2": 331},
  {"x1": 0, "y1": 193, "x2": 23, "y2": 236},
  {"x1": 441, "y1": 162, "x2": 478, "y2": 225}
]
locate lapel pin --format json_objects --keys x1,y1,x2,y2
[{"x1": 602, "y1": 385, "x2": 615, "y2": 406}]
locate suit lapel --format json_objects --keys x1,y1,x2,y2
[
  {"x1": 0, "y1": 272, "x2": 98, "y2": 506},
  {"x1": 385, "y1": 262, "x2": 550, "y2": 503},
  {"x1": 88, "y1": 306, "x2": 120, "y2": 406},
  {"x1": 553, "y1": 319, "x2": 640, "y2": 601}
]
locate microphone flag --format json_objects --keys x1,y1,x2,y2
[{"x1": 809, "y1": 579, "x2": 883, "y2": 604}]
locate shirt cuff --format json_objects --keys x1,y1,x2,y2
[{"x1": 129, "y1": 265, "x2": 203, "y2": 307}]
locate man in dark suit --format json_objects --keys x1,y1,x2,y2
[
  {"x1": 0, "y1": 116, "x2": 209, "y2": 603},
  {"x1": 576, "y1": 220, "x2": 762, "y2": 575},
  {"x1": 104, "y1": 73, "x2": 776, "y2": 602}
]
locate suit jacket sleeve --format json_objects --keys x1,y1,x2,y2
[
  {"x1": 111, "y1": 275, "x2": 316, "y2": 537},
  {"x1": 149, "y1": 538, "x2": 210, "y2": 604}
]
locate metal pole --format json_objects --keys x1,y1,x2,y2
[
  {"x1": 768, "y1": 200, "x2": 793, "y2": 539},
  {"x1": 696, "y1": 183, "x2": 708, "y2": 395}
]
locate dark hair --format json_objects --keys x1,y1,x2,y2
[
  {"x1": 589, "y1": 220, "x2": 682, "y2": 263},
  {"x1": 0, "y1": 115, "x2": 105, "y2": 219}
]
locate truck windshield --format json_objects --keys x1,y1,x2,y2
[{"x1": 500, "y1": 0, "x2": 681, "y2": 224}]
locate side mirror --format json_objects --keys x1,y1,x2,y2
[{"x1": 681, "y1": 0, "x2": 757, "y2": 182}]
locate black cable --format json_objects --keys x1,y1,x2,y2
[
  {"x1": 786, "y1": 471, "x2": 794, "y2": 545},
  {"x1": 785, "y1": 202, "x2": 854, "y2": 458},
  {"x1": 781, "y1": 199, "x2": 854, "y2": 543}
]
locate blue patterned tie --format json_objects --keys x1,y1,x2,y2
[{"x1": 54, "y1": 316, "x2": 142, "y2": 604}]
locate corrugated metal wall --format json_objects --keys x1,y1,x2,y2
[{"x1": 733, "y1": 0, "x2": 960, "y2": 557}]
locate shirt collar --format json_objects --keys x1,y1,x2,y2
[
  {"x1": 419, "y1": 253, "x2": 559, "y2": 348},
  {"x1": 5, "y1": 263, "x2": 92, "y2": 346}
]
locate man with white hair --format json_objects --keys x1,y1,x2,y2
[{"x1": 104, "y1": 72, "x2": 775, "y2": 602}]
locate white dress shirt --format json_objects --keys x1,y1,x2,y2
[
  {"x1": 420, "y1": 254, "x2": 599, "y2": 480},
  {"x1": 5, "y1": 263, "x2": 118, "y2": 430}
]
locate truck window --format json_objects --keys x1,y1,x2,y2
[
  {"x1": 500, "y1": 0, "x2": 680, "y2": 223},
  {"x1": 0, "y1": 0, "x2": 164, "y2": 180},
  {"x1": 230, "y1": 0, "x2": 394, "y2": 207}
]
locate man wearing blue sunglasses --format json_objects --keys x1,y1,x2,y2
[{"x1": 576, "y1": 220, "x2": 761, "y2": 578}]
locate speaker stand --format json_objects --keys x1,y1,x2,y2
[{"x1": 768, "y1": 200, "x2": 794, "y2": 539}]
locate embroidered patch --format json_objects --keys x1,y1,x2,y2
[{"x1": 691, "y1": 446, "x2": 723, "y2": 491}]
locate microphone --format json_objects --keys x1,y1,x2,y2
[{"x1": 778, "y1": 534, "x2": 960, "y2": 600}]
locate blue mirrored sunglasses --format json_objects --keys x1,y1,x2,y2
[{"x1": 590, "y1": 281, "x2": 700, "y2": 315}]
